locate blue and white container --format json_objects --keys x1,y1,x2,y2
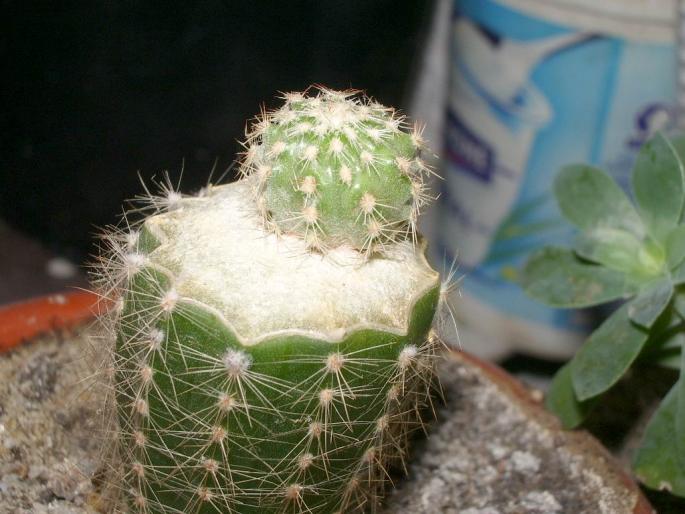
[{"x1": 438, "y1": 0, "x2": 678, "y2": 358}]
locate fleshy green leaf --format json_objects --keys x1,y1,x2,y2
[
  {"x1": 670, "y1": 134, "x2": 685, "y2": 220},
  {"x1": 678, "y1": 343, "x2": 685, "y2": 460},
  {"x1": 522, "y1": 247, "x2": 635, "y2": 308},
  {"x1": 667, "y1": 225, "x2": 685, "y2": 270},
  {"x1": 632, "y1": 133, "x2": 685, "y2": 243},
  {"x1": 651, "y1": 350, "x2": 682, "y2": 370},
  {"x1": 555, "y1": 164, "x2": 644, "y2": 236},
  {"x1": 643, "y1": 324, "x2": 684, "y2": 370},
  {"x1": 545, "y1": 363, "x2": 596, "y2": 429},
  {"x1": 628, "y1": 278, "x2": 673, "y2": 329},
  {"x1": 674, "y1": 291, "x2": 685, "y2": 320},
  {"x1": 571, "y1": 302, "x2": 649, "y2": 400},
  {"x1": 673, "y1": 259, "x2": 685, "y2": 285},
  {"x1": 574, "y1": 228, "x2": 645, "y2": 275},
  {"x1": 633, "y1": 383, "x2": 685, "y2": 496}
]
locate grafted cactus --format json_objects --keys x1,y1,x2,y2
[{"x1": 96, "y1": 87, "x2": 442, "y2": 514}]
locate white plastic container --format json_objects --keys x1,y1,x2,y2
[{"x1": 437, "y1": 0, "x2": 678, "y2": 359}]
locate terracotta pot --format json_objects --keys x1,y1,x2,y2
[{"x1": 0, "y1": 290, "x2": 100, "y2": 353}]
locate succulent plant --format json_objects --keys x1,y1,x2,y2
[
  {"x1": 521, "y1": 133, "x2": 685, "y2": 496},
  {"x1": 95, "y1": 87, "x2": 442, "y2": 513}
]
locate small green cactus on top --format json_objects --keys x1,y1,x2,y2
[
  {"x1": 242, "y1": 88, "x2": 430, "y2": 253},
  {"x1": 94, "y1": 87, "x2": 443, "y2": 513}
]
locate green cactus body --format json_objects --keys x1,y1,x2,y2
[
  {"x1": 244, "y1": 89, "x2": 429, "y2": 253},
  {"x1": 101, "y1": 88, "x2": 441, "y2": 514}
]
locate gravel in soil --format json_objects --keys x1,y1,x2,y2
[
  {"x1": 387, "y1": 355, "x2": 640, "y2": 514},
  {"x1": 0, "y1": 333, "x2": 106, "y2": 513}
]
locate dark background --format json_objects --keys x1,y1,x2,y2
[{"x1": 1, "y1": 1, "x2": 433, "y2": 263}]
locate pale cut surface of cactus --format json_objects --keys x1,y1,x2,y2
[{"x1": 97, "y1": 88, "x2": 442, "y2": 514}]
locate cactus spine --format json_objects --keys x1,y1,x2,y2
[{"x1": 97, "y1": 87, "x2": 441, "y2": 513}]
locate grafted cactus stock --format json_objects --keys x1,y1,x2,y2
[{"x1": 94, "y1": 87, "x2": 445, "y2": 513}]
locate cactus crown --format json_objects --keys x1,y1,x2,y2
[{"x1": 241, "y1": 87, "x2": 431, "y2": 254}]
